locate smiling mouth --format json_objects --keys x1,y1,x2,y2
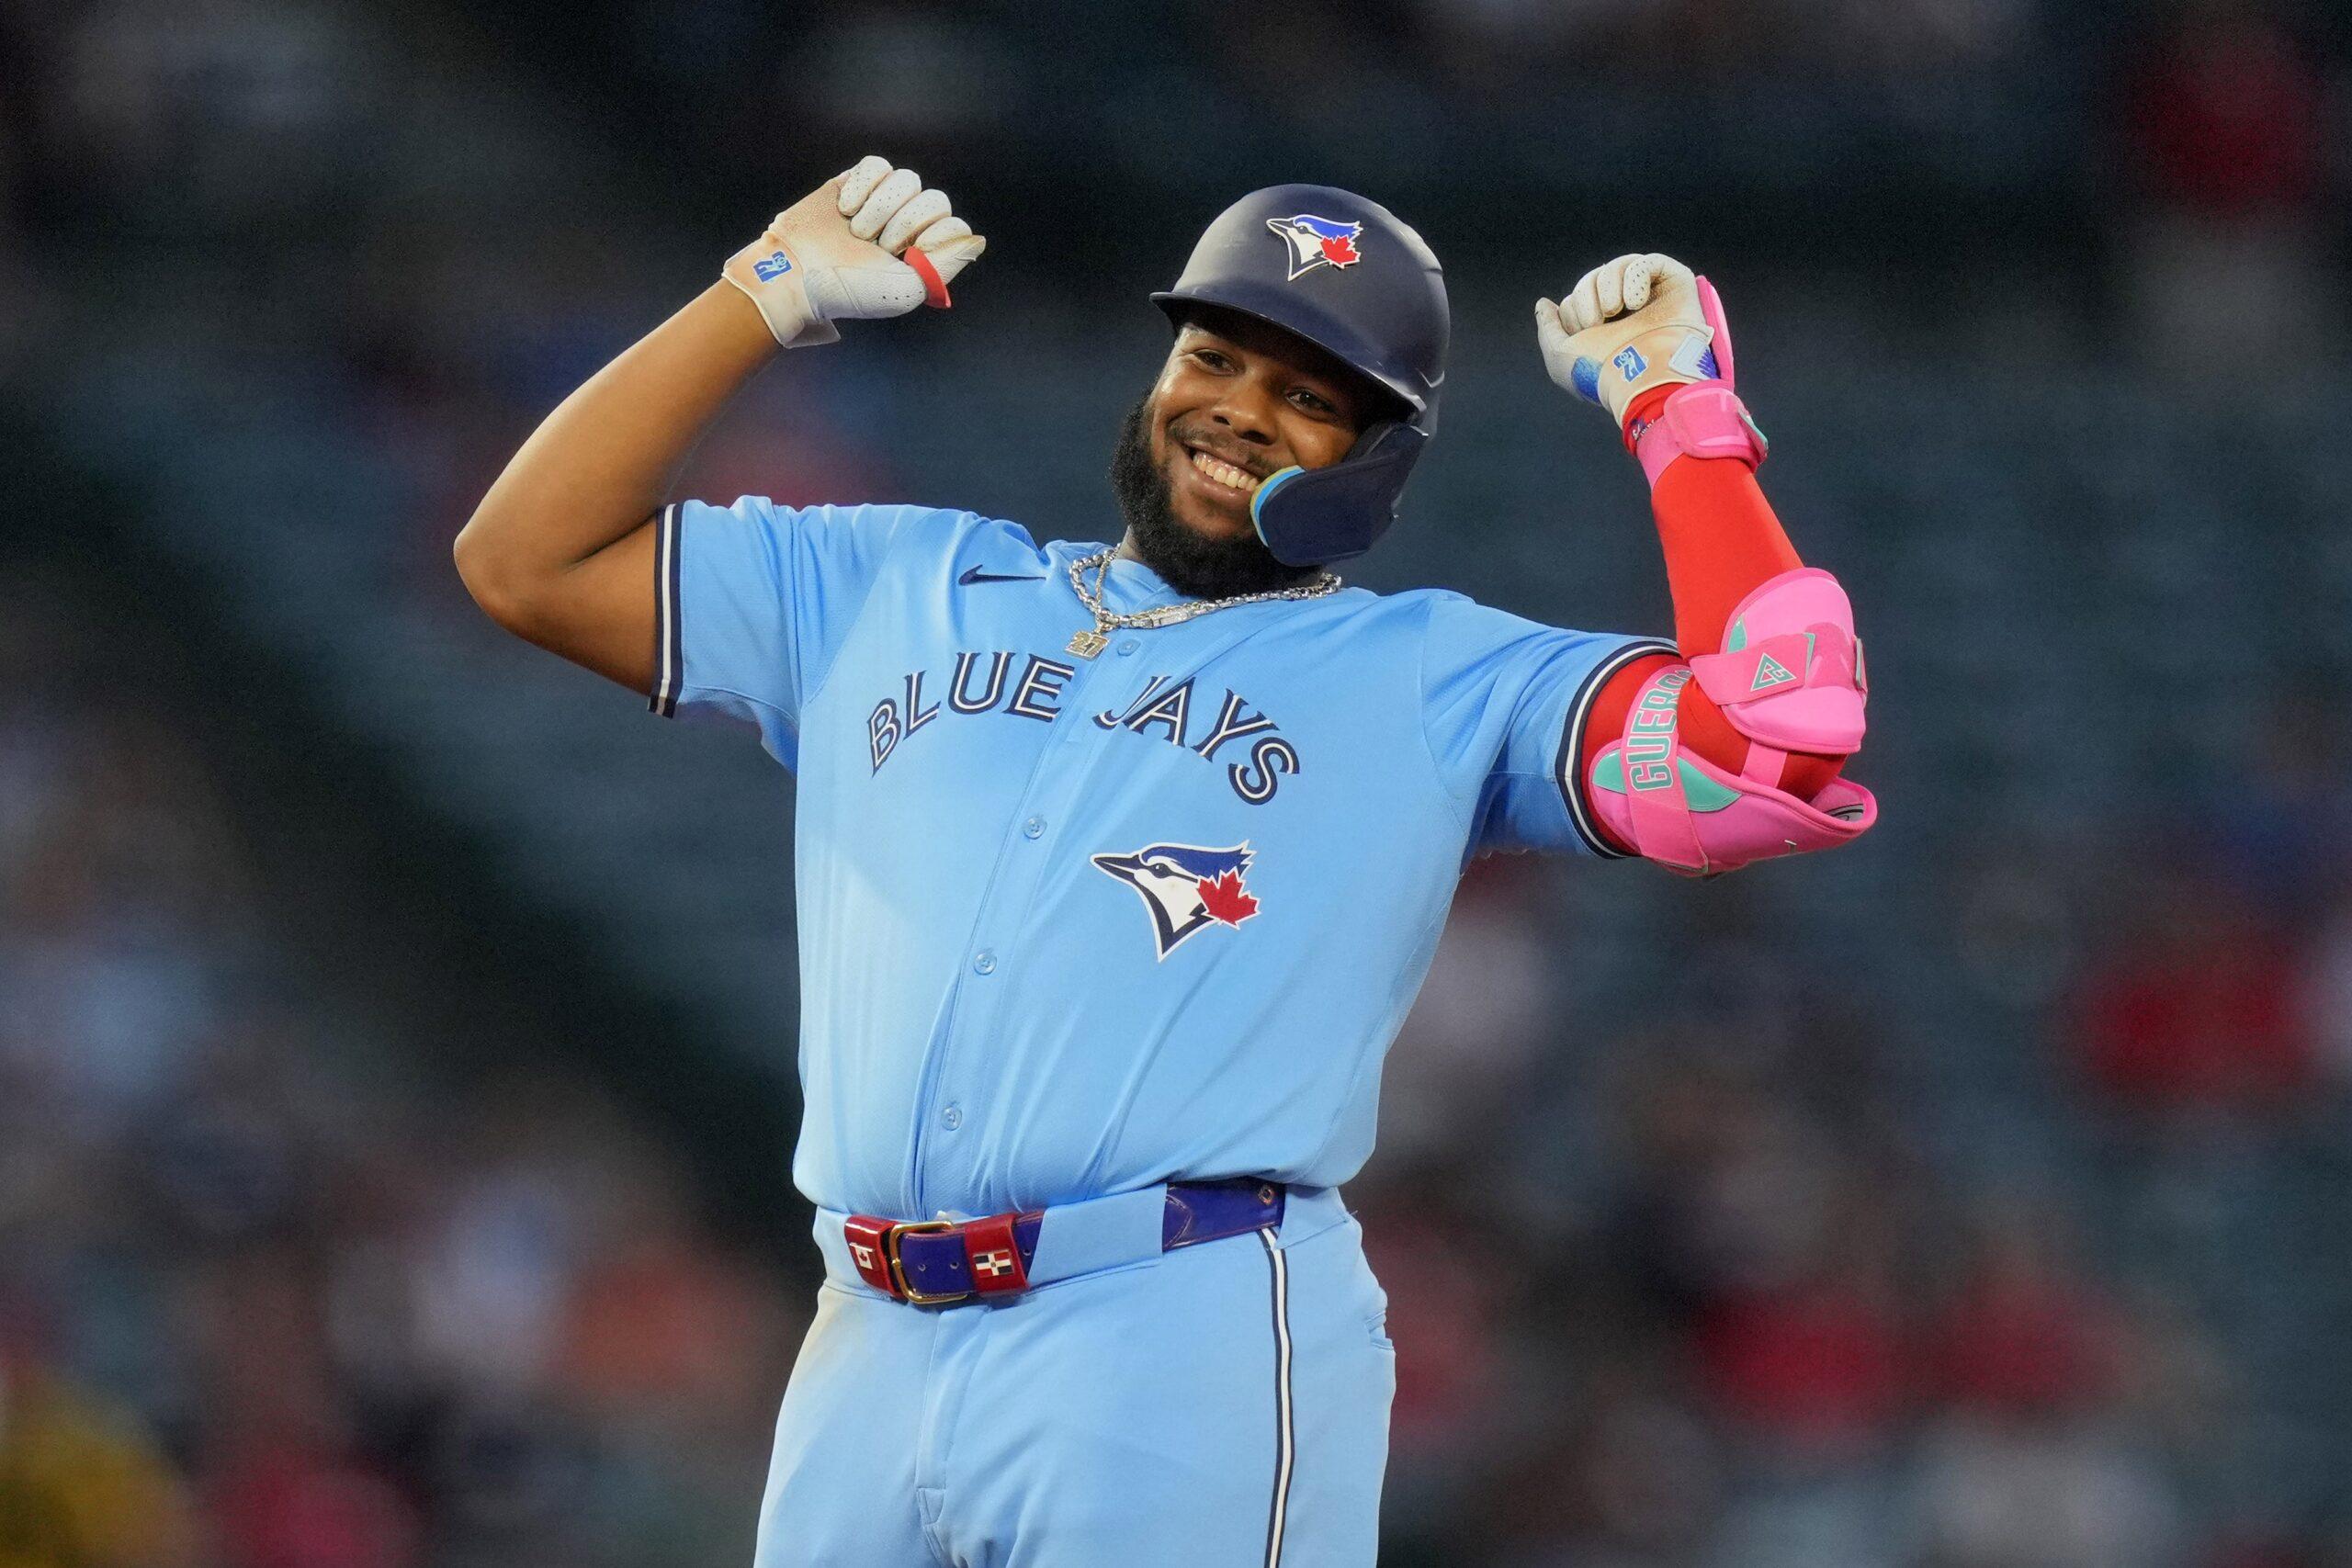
[{"x1": 1183, "y1": 446, "x2": 1263, "y2": 495}]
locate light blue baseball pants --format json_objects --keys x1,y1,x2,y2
[{"x1": 753, "y1": 1186, "x2": 1395, "y2": 1567}]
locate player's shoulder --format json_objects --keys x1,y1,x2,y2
[
  {"x1": 899, "y1": 506, "x2": 1039, "y2": 558},
  {"x1": 683, "y1": 495, "x2": 983, "y2": 537},
  {"x1": 906, "y1": 510, "x2": 1056, "y2": 581},
  {"x1": 709, "y1": 498, "x2": 1045, "y2": 570},
  {"x1": 1333, "y1": 583, "x2": 1553, "y2": 650},
  {"x1": 801, "y1": 500, "x2": 1020, "y2": 548}
]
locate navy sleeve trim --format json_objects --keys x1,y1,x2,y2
[
  {"x1": 650, "y1": 502, "x2": 684, "y2": 717},
  {"x1": 1555, "y1": 637, "x2": 1678, "y2": 858}
]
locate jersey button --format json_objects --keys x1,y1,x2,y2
[
  {"x1": 1115, "y1": 638, "x2": 1139, "y2": 656},
  {"x1": 1023, "y1": 816, "x2": 1046, "y2": 840},
  {"x1": 972, "y1": 950, "x2": 997, "y2": 976},
  {"x1": 940, "y1": 1104, "x2": 962, "y2": 1131}
]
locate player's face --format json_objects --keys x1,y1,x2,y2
[{"x1": 1148, "y1": 316, "x2": 1370, "y2": 543}]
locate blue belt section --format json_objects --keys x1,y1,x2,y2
[{"x1": 813, "y1": 1179, "x2": 1318, "y2": 1301}]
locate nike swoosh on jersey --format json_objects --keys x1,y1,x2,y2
[{"x1": 958, "y1": 566, "x2": 1046, "y2": 584}]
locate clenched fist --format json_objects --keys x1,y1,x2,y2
[
  {"x1": 724, "y1": 154, "x2": 988, "y2": 349},
  {"x1": 1534, "y1": 253, "x2": 1730, "y2": 432}
]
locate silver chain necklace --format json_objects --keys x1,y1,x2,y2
[{"x1": 1062, "y1": 547, "x2": 1340, "y2": 659}]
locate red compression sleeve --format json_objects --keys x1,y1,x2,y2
[{"x1": 1578, "y1": 389, "x2": 1846, "y2": 850}]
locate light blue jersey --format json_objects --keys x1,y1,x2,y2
[{"x1": 652, "y1": 498, "x2": 1666, "y2": 1222}]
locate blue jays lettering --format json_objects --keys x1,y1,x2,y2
[{"x1": 865, "y1": 654, "x2": 1301, "y2": 804}]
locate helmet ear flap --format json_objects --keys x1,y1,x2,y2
[
  {"x1": 1347, "y1": 417, "x2": 1413, "y2": 461},
  {"x1": 1249, "y1": 421, "x2": 1427, "y2": 567}
]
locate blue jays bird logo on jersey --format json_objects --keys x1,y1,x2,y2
[
  {"x1": 1092, "y1": 841, "x2": 1261, "y2": 959},
  {"x1": 1265, "y1": 215, "x2": 1363, "y2": 281}
]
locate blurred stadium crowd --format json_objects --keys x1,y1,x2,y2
[
  {"x1": 0, "y1": 551, "x2": 804, "y2": 1566},
  {"x1": 6, "y1": 2, "x2": 2352, "y2": 1566}
]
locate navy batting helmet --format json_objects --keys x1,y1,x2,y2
[{"x1": 1152, "y1": 184, "x2": 1448, "y2": 567}]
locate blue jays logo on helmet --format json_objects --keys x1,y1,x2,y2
[
  {"x1": 1265, "y1": 214, "x2": 1363, "y2": 282},
  {"x1": 1091, "y1": 841, "x2": 1261, "y2": 959}
]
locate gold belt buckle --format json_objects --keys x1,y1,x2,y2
[{"x1": 885, "y1": 1219, "x2": 971, "y2": 1304}]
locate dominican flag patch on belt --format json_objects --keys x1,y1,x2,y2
[{"x1": 962, "y1": 1213, "x2": 1030, "y2": 1294}]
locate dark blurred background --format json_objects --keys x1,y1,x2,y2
[{"x1": 4, "y1": 1, "x2": 2350, "y2": 1564}]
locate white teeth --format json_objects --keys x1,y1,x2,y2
[{"x1": 1188, "y1": 447, "x2": 1261, "y2": 493}]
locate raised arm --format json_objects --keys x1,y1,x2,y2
[
  {"x1": 1536, "y1": 256, "x2": 1876, "y2": 874},
  {"x1": 453, "y1": 155, "x2": 984, "y2": 693}
]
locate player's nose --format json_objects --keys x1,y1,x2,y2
[{"x1": 1204, "y1": 371, "x2": 1281, "y2": 446}]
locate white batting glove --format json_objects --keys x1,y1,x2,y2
[
  {"x1": 1534, "y1": 253, "x2": 1727, "y2": 434},
  {"x1": 723, "y1": 154, "x2": 987, "y2": 349}
]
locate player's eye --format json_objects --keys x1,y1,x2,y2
[
  {"x1": 1289, "y1": 388, "x2": 1337, "y2": 417},
  {"x1": 1191, "y1": 348, "x2": 1234, "y2": 372}
]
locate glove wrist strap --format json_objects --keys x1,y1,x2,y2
[
  {"x1": 721, "y1": 235, "x2": 836, "y2": 349},
  {"x1": 1632, "y1": 383, "x2": 1766, "y2": 487}
]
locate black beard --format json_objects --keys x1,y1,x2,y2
[{"x1": 1107, "y1": 396, "x2": 1317, "y2": 600}]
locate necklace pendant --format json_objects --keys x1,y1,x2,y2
[{"x1": 1067, "y1": 627, "x2": 1110, "y2": 660}]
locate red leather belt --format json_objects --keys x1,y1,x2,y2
[{"x1": 842, "y1": 1179, "x2": 1286, "y2": 1305}]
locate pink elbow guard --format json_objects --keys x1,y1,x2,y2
[
  {"x1": 1588, "y1": 665, "x2": 1876, "y2": 876},
  {"x1": 1687, "y1": 567, "x2": 1866, "y2": 792},
  {"x1": 1589, "y1": 567, "x2": 1874, "y2": 874}
]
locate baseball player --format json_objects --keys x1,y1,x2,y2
[{"x1": 455, "y1": 156, "x2": 1873, "y2": 1567}]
